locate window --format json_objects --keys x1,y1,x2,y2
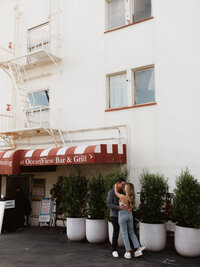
[
  {"x1": 26, "y1": 89, "x2": 50, "y2": 128},
  {"x1": 132, "y1": 0, "x2": 151, "y2": 23},
  {"x1": 109, "y1": 73, "x2": 127, "y2": 108},
  {"x1": 32, "y1": 179, "x2": 45, "y2": 201},
  {"x1": 134, "y1": 67, "x2": 155, "y2": 105},
  {"x1": 106, "y1": 0, "x2": 151, "y2": 31},
  {"x1": 27, "y1": 22, "x2": 50, "y2": 63},
  {"x1": 108, "y1": 0, "x2": 125, "y2": 30},
  {"x1": 28, "y1": 89, "x2": 49, "y2": 107},
  {"x1": 107, "y1": 66, "x2": 155, "y2": 109}
]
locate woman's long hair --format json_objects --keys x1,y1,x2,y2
[{"x1": 125, "y1": 183, "x2": 136, "y2": 209}]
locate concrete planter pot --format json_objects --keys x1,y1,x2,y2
[
  {"x1": 86, "y1": 219, "x2": 108, "y2": 243},
  {"x1": 139, "y1": 222, "x2": 166, "y2": 251},
  {"x1": 175, "y1": 225, "x2": 200, "y2": 257},
  {"x1": 108, "y1": 221, "x2": 124, "y2": 247},
  {"x1": 66, "y1": 217, "x2": 86, "y2": 241}
]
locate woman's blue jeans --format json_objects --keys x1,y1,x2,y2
[{"x1": 118, "y1": 210, "x2": 140, "y2": 251}]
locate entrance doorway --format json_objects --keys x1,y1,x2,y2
[{"x1": 6, "y1": 175, "x2": 30, "y2": 200}]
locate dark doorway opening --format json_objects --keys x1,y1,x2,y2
[{"x1": 6, "y1": 175, "x2": 30, "y2": 200}]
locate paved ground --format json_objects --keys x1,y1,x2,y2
[{"x1": 0, "y1": 227, "x2": 199, "y2": 267}]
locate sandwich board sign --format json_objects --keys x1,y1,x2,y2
[
  {"x1": 0, "y1": 200, "x2": 15, "y2": 234},
  {"x1": 39, "y1": 198, "x2": 52, "y2": 223}
]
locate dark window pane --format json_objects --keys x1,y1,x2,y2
[
  {"x1": 133, "y1": 0, "x2": 151, "y2": 22},
  {"x1": 135, "y1": 68, "x2": 155, "y2": 105}
]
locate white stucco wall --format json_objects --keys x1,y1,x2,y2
[{"x1": 0, "y1": 0, "x2": 200, "y2": 205}]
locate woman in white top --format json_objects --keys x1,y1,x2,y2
[{"x1": 114, "y1": 182, "x2": 144, "y2": 259}]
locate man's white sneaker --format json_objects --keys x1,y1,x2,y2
[
  {"x1": 140, "y1": 246, "x2": 146, "y2": 252},
  {"x1": 112, "y1": 251, "x2": 119, "y2": 258},
  {"x1": 124, "y1": 252, "x2": 131, "y2": 259},
  {"x1": 134, "y1": 249, "x2": 143, "y2": 258}
]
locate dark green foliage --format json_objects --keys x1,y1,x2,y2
[
  {"x1": 62, "y1": 174, "x2": 87, "y2": 218},
  {"x1": 86, "y1": 175, "x2": 106, "y2": 219},
  {"x1": 50, "y1": 176, "x2": 64, "y2": 213},
  {"x1": 103, "y1": 169, "x2": 128, "y2": 221},
  {"x1": 139, "y1": 170, "x2": 168, "y2": 224},
  {"x1": 172, "y1": 169, "x2": 200, "y2": 228}
]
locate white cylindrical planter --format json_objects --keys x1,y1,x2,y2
[
  {"x1": 86, "y1": 219, "x2": 108, "y2": 243},
  {"x1": 140, "y1": 222, "x2": 166, "y2": 251},
  {"x1": 67, "y1": 217, "x2": 86, "y2": 241},
  {"x1": 175, "y1": 225, "x2": 200, "y2": 257},
  {"x1": 108, "y1": 221, "x2": 124, "y2": 247}
]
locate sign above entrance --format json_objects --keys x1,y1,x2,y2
[
  {"x1": 0, "y1": 144, "x2": 126, "y2": 175},
  {"x1": 20, "y1": 144, "x2": 126, "y2": 166}
]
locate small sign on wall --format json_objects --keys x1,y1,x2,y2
[
  {"x1": 39, "y1": 198, "x2": 52, "y2": 223},
  {"x1": 32, "y1": 179, "x2": 45, "y2": 201},
  {"x1": 5, "y1": 200, "x2": 15, "y2": 209}
]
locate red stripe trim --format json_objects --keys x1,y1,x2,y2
[
  {"x1": 104, "y1": 17, "x2": 154, "y2": 34},
  {"x1": 105, "y1": 102, "x2": 157, "y2": 112}
]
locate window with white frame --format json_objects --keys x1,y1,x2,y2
[
  {"x1": 106, "y1": 0, "x2": 151, "y2": 31},
  {"x1": 26, "y1": 89, "x2": 50, "y2": 128},
  {"x1": 134, "y1": 67, "x2": 155, "y2": 105},
  {"x1": 109, "y1": 73, "x2": 127, "y2": 108},
  {"x1": 28, "y1": 89, "x2": 49, "y2": 107},
  {"x1": 107, "y1": 66, "x2": 155, "y2": 109}
]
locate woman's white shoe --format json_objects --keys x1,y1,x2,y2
[
  {"x1": 124, "y1": 252, "x2": 131, "y2": 259},
  {"x1": 134, "y1": 249, "x2": 143, "y2": 257}
]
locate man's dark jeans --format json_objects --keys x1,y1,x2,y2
[{"x1": 110, "y1": 216, "x2": 119, "y2": 252}]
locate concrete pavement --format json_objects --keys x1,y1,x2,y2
[{"x1": 0, "y1": 227, "x2": 199, "y2": 267}]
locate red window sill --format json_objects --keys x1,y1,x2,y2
[
  {"x1": 104, "y1": 17, "x2": 154, "y2": 34},
  {"x1": 105, "y1": 102, "x2": 157, "y2": 112}
]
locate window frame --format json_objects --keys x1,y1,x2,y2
[
  {"x1": 107, "y1": 70, "x2": 128, "y2": 109},
  {"x1": 105, "y1": 0, "x2": 152, "y2": 32},
  {"x1": 28, "y1": 88, "x2": 50, "y2": 109},
  {"x1": 132, "y1": 64, "x2": 155, "y2": 106},
  {"x1": 106, "y1": 65, "x2": 156, "y2": 111}
]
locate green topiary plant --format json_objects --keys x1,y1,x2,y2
[
  {"x1": 50, "y1": 176, "x2": 64, "y2": 213},
  {"x1": 62, "y1": 174, "x2": 87, "y2": 218},
  {"x1": 139, "y1": 170, "x2": 168, "y2": 224},
  {"x1": 172, "y1": 169, "x2": 200, "y2": 228},
  {"x1": 103, "y1": 169, "x2": 128, "y2": 221},
  {"x1": 86, "y1": 175, "x2": 106, "y2": 219}
]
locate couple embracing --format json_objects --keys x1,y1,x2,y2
[{"x1": 107, "y1": 178, "x2": 145, "y2": 259}]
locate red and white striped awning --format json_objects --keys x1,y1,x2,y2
[
  {"x1": 0, "y1": 150, "x2": 23, "y2": 175},
  {"x1": 20, "y1": 144, "x2": 126, "y2": 166},
  {"x1": 0, "y1": 144, "x2": 126, "y2": 175}
]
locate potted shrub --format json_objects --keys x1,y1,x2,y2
[
  {"x1": 51, "y1": 176, "x2": 64, "y2": 215},
  {"x1": 139, "y1": 170, "x2": 168, "y2": 251},
  {"x1": 104, "y1": 169, "x2": 127, "y2": 247},
  {"x1": 86, "y1": 175, "x2": 108, "y2": 243},
  {"x1": 172, "y1": 169, "x2": 200, "y2": 257},
  {"x1": 62, "y1": 174, "x2": 87, "y2": 241}
]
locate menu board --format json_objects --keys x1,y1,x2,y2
[{"x1": 39, "y1": 198, "x2": 52, "y2": 223}]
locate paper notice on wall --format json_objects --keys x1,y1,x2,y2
[{"x1": 39, "y1": 198, "x2": 52, "y2": 223}]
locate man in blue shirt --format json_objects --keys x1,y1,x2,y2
[{"x1": 107, "y1": 178, "x2": 126, "y2": 258}]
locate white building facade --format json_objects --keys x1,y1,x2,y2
[{"x1": 0, "y1": 0, "x2": 200, "y2": 225}]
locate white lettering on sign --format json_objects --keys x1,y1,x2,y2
[
  {"x1": 5, "y1": 200, "x2": 15, "y2": 209},
  {"x1": 25, "y1": 158, "x2": 54, "y2": 165},
  {"x1": 74, "y1": 155, "x2": 87, "y2": 163},
  {"x1": 0, "y1": 160, "x2": 12, "y2": 167},
  {"x1": 66, "y1": 157, "x2": 72, "y2": 163},
  {"x1": 55, "y1": 157, "x2": 65, "y2": 164}
]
